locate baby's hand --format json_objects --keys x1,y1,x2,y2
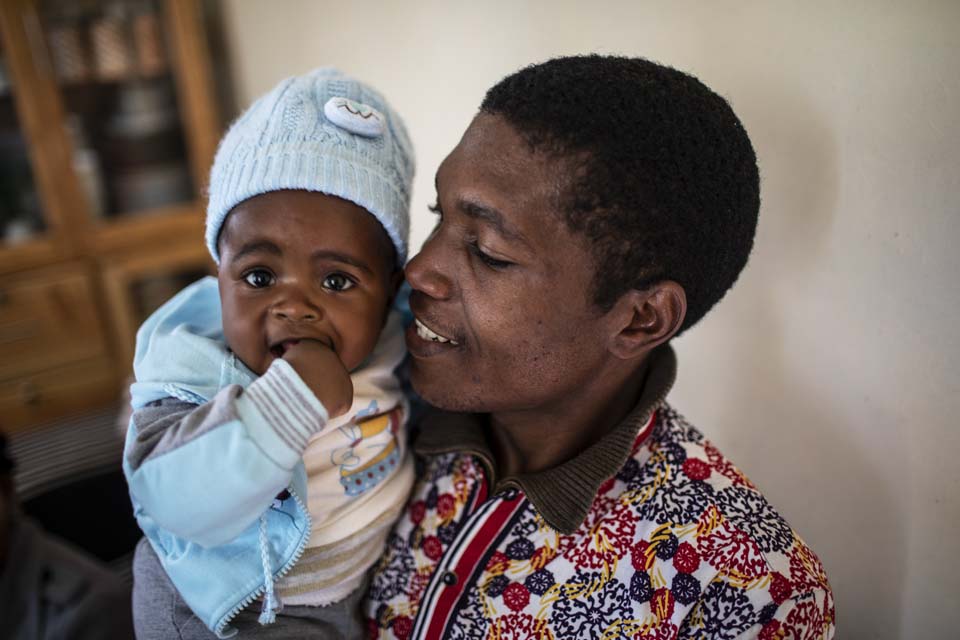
[{"x1": 281, "y1": 340, "x2": 353, "y2": 419}]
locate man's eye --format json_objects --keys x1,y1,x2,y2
[
  {"x1": 243, "y1": 270, "x2": 275, "y2": 288},
  {"x1": 323, "y1": 273, "x2": 356, "y2": 292},
  {"x1": 469, "y1": 241, "x2": 512, "y2": 269}
]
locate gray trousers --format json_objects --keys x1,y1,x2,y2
[{"x1": 132, "y1": 538, "x2": 366, "y2": 640}]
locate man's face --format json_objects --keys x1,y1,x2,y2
[
  {"x1": 405, "y1": 114, "x2": 612, "y2": 413},
  {"x1": 218, "y1": 190, "x2": 397, "y2": 375}
]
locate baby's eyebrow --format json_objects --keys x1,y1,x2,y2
[
  {"x1": 311, "y1": 250, "x2": 374, "y2": 275},
  {"x1": 231, "y1": 240, "x2": 281, "y2": 262}
]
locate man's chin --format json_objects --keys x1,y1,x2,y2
[{"x1": 410, "y1": 365, "x2": 489, "y2": 414}]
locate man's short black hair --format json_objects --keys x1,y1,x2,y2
[{"x1": 480, "y1": 55, "x2": 760, "y2": 334}]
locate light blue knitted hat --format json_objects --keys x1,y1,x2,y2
[{"x1": 205, "y1": 68, "x2": 415, "y2": 266}]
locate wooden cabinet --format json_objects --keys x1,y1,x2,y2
[{"x1": 0, "y1": 0, "x2": 223, "y2": 432}]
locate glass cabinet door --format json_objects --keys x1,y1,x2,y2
[
  {"x1": 38, "y1": 0, "x2": 195, "y2": 221},
  {"x1": 0, "y1": 0, "x2": 222, "y2": 428},
  {"x1": 0, "y1": 37, "x2": 47, "y2": 248}
]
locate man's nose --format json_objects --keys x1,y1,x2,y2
[{"x1": 405, "y1": 233, "x2": 454, "y2": 300}]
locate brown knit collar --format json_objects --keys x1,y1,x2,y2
[{"x1": 413, "y1": 345, "x2": 677, "y2": 534}]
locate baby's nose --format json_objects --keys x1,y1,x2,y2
[{"x1": 271, "y1": 295, "x2": 321, "y2": 321}]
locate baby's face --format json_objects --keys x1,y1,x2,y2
[{"x1": 217, "y1": 190, "x2": 399, "y2": 376}]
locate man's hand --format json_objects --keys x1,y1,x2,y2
[{"x1": 281, "y1": 340, "x2": 353, "y2": 419}]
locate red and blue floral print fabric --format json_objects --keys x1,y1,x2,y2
[{"x1": 365, "y1": 405, "x2": 834, "y2": 639}]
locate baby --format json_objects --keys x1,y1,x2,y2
[{"x1": 123, "y1": 68, "x2": 415, "y2": 639}]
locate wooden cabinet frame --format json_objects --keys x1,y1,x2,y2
[
  {"x1": 0, "y1": 0, "x2": 223, "y2": 430},
  {"x1": 100, "y1": 236, "x2": 213, "y2": 371}
]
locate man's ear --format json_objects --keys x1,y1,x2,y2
[{"x1": 607, "y1": 281, "x2": 687, "y2": 360}]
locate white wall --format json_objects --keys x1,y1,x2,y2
[{"x1": 218, "y1": 1, "x2": 960, "y2": 636}]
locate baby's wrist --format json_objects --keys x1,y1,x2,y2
[{"x1": 241, "y1": 360, "x2": 330, "y2": 454}]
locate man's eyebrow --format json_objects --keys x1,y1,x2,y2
[
  {"x1": 311, "y1": 250, "x2": 374, "y2": 275},
  {"x1": 458, "y1": 198, "x2": 529, "y2": 246},
  {"x1": 230, "y1": 240, "x2": 282, "y2": 262},
  {"x1": 434, "y1": 169, "x2": 529, "y2": 246}
]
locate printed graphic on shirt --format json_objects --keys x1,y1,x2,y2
[
  {"x1": 364, "y1": 405, "x2": 835, "y2": 640},
  {"x1": 331, "y1": 402, "x2": 405, "y2": 496}
]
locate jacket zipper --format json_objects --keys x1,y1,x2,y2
[{"x1": 214, "y1": 485, "x2": 313, "y2": 637}]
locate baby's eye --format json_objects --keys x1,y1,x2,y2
[
  {"x1": 323, "y1": 273, "x2": 356, "y2": 292},
  {"x1": 243, "y1": 269, "x2": 275, "y2": 288}
]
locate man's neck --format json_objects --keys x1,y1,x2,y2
[{"x1": 487, "y1": 357, "x2": 650, "y2": 479}]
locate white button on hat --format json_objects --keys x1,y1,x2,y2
[{"x1": 323, "y1": 96, "x2": 385, "y2": 138}]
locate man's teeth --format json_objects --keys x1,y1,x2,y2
[{"x1": 415, "y1": 319, "x2": 459, "y2": 346}]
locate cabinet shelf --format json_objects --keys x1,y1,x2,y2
[
  {"x1": 84, "y1": 201, "x2": 204, "y2": 252},
  {"x1": 0, "y1": 236, "x2": 64, "y2": 275}
]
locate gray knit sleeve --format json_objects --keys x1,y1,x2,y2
[{"x1": 125, "y1": 385, "x2": 243, "y2": 472}]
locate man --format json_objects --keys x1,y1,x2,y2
[{"x1": 364, "y1": 55, "x2": 834, "y2": 639}]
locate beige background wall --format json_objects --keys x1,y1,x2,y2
[{"x1": 218, "y1": 1, "x2": 960, "y2": 636}]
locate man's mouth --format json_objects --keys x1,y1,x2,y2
[{"x1": 414, "y1": 318, "x2": 459, "y2": 346}]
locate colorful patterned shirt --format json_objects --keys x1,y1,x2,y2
[{"x1": 364, "y1": 346, "x2": 835, "y2": 639}]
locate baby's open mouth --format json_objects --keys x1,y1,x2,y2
[{"x1": 270, "y1": 339, "x2": 301, "y2": 358}]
